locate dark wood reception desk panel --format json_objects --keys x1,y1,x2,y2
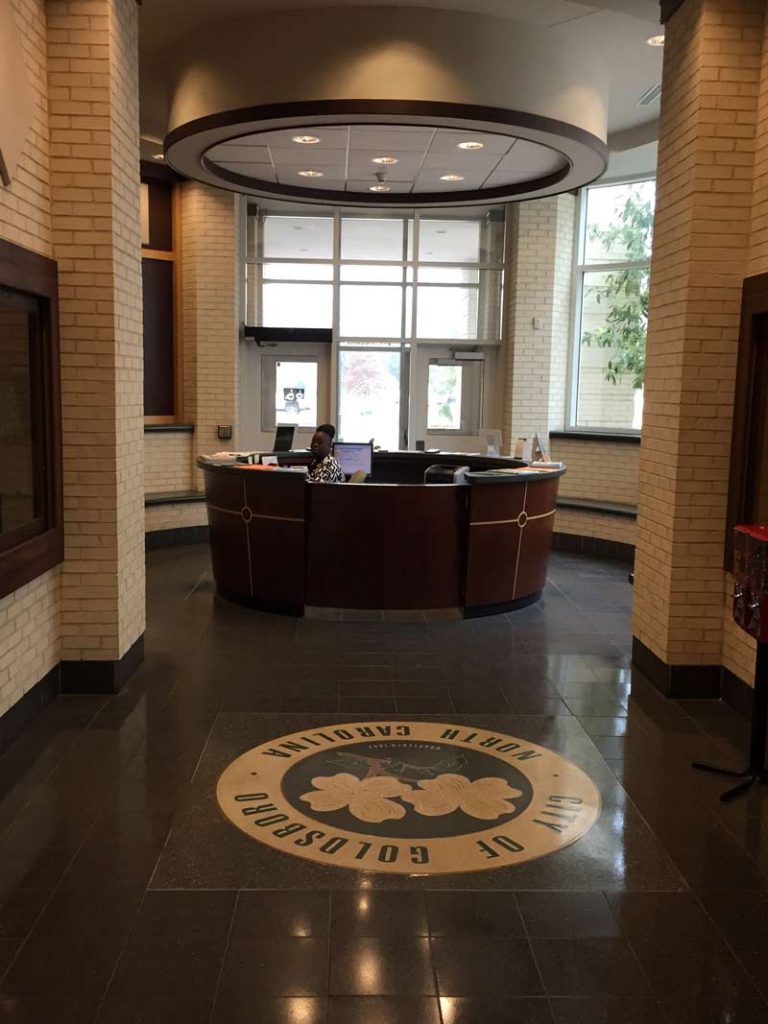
[{"x1": 198, "y1": 453, "x2": 564, "y2": 616}]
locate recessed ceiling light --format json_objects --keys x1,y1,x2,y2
[
  {"x1": 298, "y1": 169, "x2": 324, "y2": 177},
  {"x1": 646, "y1": 34, "x2": 665, "y2": 46},
  {"x1": 372, "y1": 156, "x2": 399, "y2": 165},
  {"x1": 458, "y1": 141, "x2": 484, "y2": 150},
  {"x1": 152, "y1": 153, "x2": 165, "y2": 161},
  {"x1": 292, "y1": 135, "x2": 320, "y2": 144},
  {"x1": 369, "y1": 184, "x2": 391, "y2": 193},
  {"x1": 440, "y1": 174, "x2": 464, "y2": 182}
]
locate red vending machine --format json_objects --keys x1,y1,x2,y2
[
  {"x1": 733, "y1": 524, "x2": 768, "y2": 642},
  {"x1": 693, "y1": 524, "x2": 768, "y2": 800}
]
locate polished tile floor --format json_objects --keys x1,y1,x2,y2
[{"x1": 1, "y1": 546, "x2": 767, "y2": 1023}]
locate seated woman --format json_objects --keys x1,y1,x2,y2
[{"x1": 307, "y1": 423, "x2": 344, "y2": 483}]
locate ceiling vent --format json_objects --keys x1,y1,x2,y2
[{"x1": 637, "y1": 83, "x2": 662, "y2": 107}]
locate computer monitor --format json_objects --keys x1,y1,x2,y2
[
  {"x1": 273, "y1": 424, "x2": 295, "y2": 452},
  {"x1": 333, "y1": 441, "x2": 373, "y2": 478}
]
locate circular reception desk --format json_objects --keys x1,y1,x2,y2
[{"x1": 198, "y1": 451, "x2": 566, "y2": 618}]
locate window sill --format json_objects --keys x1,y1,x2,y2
[
  {"x1": 557, "y1": 497, "x2": 637, "y2": 519},
  {"x1": 144, "y1": 424, "x2": 195, "y2": 434},
  {"x1": 145, "y1": 491, "x2": 205, "y2": 506},
  {"x1": 549, "y1": 430, "x2": 640, "y2": 444}
]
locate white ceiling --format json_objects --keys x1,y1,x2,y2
[
  {"x1": 138, "y1": 0, "x2": 664, "y2": 151},
  {"x1": 207, "y1": 126, "x2": 568, "y2": 195}
]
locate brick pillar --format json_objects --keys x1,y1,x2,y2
[
  {"x1": 503, "y1": 194, "x2": 574, "y2": 453},
  {"x1": 632, "y1": 0, "x2": 763, "y2": 682},
  {"x1": 47, "y1": 0, "x2": 145, "y2": 670},
  {"x1": 180, "y1": 182, "x2": 240, "y2": 487}
]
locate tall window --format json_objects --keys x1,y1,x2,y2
[
  {"x1": 245, "y1": 208, "x2": 504, "y2": 447},
  {"x1": 0, "y1": 241, "x2": 63, "y2": 601},
  {"x1": 570, "y1": 179, "x2": 655, "y2": 432}
]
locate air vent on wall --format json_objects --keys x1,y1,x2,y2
[{"x1": 637, "y1": 83, "x2": 662, "y2": 107}]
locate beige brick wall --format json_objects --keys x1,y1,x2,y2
[
  {"x1": 145, "y1": 501, "x2": 207, "y2": 534},
  {"x1": 181, "y1": 182, "x2": 240, "y2": 487},
  {"x1": 48, "y1": 0, "x2": 145, "y2": 662},
  {"x1": 0, "y1": 0, "x2": 60, "y2": 718},
  {"x1": 550, "y1": 438, "x2": 639, "y2": 508},
  {"x1": 144, "y1": 432, "x2": 194, "y2": 494},
  {"x1": 633, "y1": 0, "x2": 763, "y2": 672},
  {"x1": 502, "y1": 194, "x2": 574, "y2": 451},
  {"x1": 0, "y1": 0, "x2": 51, "y2": 253}
]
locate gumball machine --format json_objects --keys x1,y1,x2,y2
[{"x1": 693, "y1": 524, "x2": 768, "y2": 800}]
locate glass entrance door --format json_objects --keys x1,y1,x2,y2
[{"x1": 338, "y1": 348, "x2": 410, "y2": 451}]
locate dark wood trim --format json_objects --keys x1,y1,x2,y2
[
  {"x1": 144, "y1": 423, "x2": 195, "y2": 434},
  {"x1": 165, "y1": 99, "x2": 608, "y2": 207},
  {"x1": 631, "y1": 637, "x2": 721, "y2": 698},
  {"x1": 0, "y1": 664, "x2": 60, "y2": 758},
  {"x1": 217, "y1": 585, "x2": 304, "y2": 617},
  {"x1": 244, "y1": 326, "x2": 333, "y2": 344},
  {"x1": 463, "y1": 592, "x2": 541, "y2": 619},
  {"x1": 139, "y1": 159, "x2": 185, "y2": 184},
  {"x1": 0, "y1": 239, "x2": 63, "y2": 602},
  {"x1": 549, "y1": 430, "x2": 641, "y2": 444},
  {"x1": 60, "y1": 634, "x2": 144, "y2": 695},
  {"x1": 725, "y1": 271, "x2": 768, "y2": 571},
  {"x1": 660, "y1": 0, "x2": 686, "y2": 24}
]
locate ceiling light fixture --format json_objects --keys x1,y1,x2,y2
[
  {"x1": 646, "y1": 34, "x2": 665, "y2": 46},
  {"x1": 369, "y1": 184, "x2": 391, "y2": 193},
  {"x1": 298, "y1": 169, "x2": 323, "y2": 177},
  {"x1": 458, "y1": 141, "x2": 484, "y2": 150},
  {"x1": 152, "y1": 153, "x2": 165, "y2": 161},
  {"x1": 372, "y1": 156, "x2": 398, "y2": 165},
  {"x1": 440, "y1": 174, "x2": 464, "y2": 182},
  {"x1": 292, "y1": 135, "x2": 320, "y2": 144}
]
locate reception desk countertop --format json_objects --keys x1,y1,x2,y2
[{"x1": 197, "y1": 450, "x2": 565, "y2": 616}]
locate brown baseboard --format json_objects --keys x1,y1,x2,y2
[
  {"x1": 720, "y1": 666, "x2": 755, "y2": 721},
  {"x1": 632, "y1": 637, "x2": 721, "y2": 699},
  {"x1": 552, "y1": 532, "x2": 634, "y2": 565},
  {"x1": 145, "y1": 525, "x2": 209, "y2": 550},
  {"x1": 0, "y1": 665, "x2": 60, "y2": 758},
  {"x1": 60, "y1": 634, "x2": 144, "y2": 695}
]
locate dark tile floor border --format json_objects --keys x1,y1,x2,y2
[
  {"x1": 0, "y1": 664, "x2": 60, "y2": 758},
  {"x1": 632, "y1": 636, "x2": 729, "y2": 701},
  {"x1": 145, "y1": 525, "x2": 209, "y2": 550},
  {"x1": 60, "y1": 633, "x2": 145, "y2": 696},
  {"x1": 551, "y1": 532, "x2": 634, "y2": 565}
]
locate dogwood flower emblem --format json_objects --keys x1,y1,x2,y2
[
  {"x1": 401, "y1": 774, "x2": 523, "y2": 820},
  {"x1": 300, "y1": 773, "x2": 412, "y2": 823}
]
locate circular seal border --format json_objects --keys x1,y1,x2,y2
[{"x1": 216, "y1": 721, "x2": 601, "y2": 875}]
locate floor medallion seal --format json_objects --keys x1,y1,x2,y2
[{"x1": 217, "y1": 721, "x2": 601, "y2": 875}]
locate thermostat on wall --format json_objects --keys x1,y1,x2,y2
[{"x1": 217, "y1": 425, "x2": 233, "y2": 441}]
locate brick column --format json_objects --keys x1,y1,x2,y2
[
  {"x1": 47, "y1": 0, "x2": 145, "y2": 676},
  {"x1": 180, "y1": 182, "x2": 240, "y2": 487},
  {"x1": 632, "y1": 0, "x2": 763, "y2": 686},
  {"x1": 503, "y1": 194, "x2": 574, "y2": 453}
]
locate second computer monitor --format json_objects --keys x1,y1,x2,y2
[
  {"x1": 333, "y1": 441, "x2": 373, "y2": 478},
  {"x1": 273, "y1": 424, "x2": 296, "y2": 452}
]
